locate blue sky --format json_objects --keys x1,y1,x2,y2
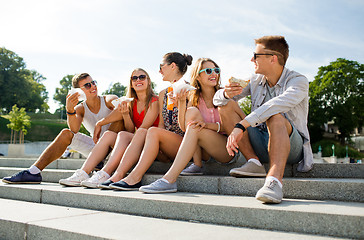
[{"x1": 1, "y1": 0, "x2": 363, "y2": 113}]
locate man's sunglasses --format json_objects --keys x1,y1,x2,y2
[
  {"x1": 199, "y1": 68, "x2": 220, "y2": 75},
  {"x1": 81, "y1": 80, "x2": 97, "y2": 90},
  {"x1": 131, "y1": 75, "x2": 147, "y2": 81},
  {"x1": 253, "y1": 52, "x2": 274, "y2": 60}
]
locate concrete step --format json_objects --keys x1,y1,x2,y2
[
  {"x1": 0, "y1": 157, "x2": 84, "y2": 170},
  {"x1": 0, "y1": 182, "x2": 362, "y2": 239},
  {"x1": 2, "y1": 157, "x2": 364, "y2": 178},
  {"x1": 1, "y1": 168, "x2": 363, "y2": 202},
  {"x1": 0, "y1": 198, "x2": 341, "y2": 240},
  {"x1": 0, "y1": 167, "x2": 75, "y2": 183}
]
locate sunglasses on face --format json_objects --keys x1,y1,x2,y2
[
  {"x1": 159, "y1": 63, "x2": 168, "y2": 70},
  {"x1": 81, "y1": 80, "x2": 97, "y2": 90},
  {"x1": 199, "y1": 68, "x2": 220, "y2": 75},
  {"x1": 131, "y1": 75, "x2": 147, "y2": 81},
  {"x1": 253, "y1": 52, "x2": 274, "y2": 60}
]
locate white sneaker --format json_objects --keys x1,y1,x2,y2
[
  {"x1": 81, "y1": 170, "x2": 109, "y2": 188},
  {"x1": 59, "y1": 169, "x2": 89, "y2": 187}
]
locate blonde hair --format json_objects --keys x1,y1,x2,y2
[
  {"x1": 189, "y1": 58, "x2": 221, "y2": 107},
  {"x1": 126, "y1": 68, "x2": 156, "y2": 114}
]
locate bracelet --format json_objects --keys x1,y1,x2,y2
[
  {"x1": 66, "y1": 111, "x2": 76, "y2": 115},
  {"x1": 234, "y1": 123, "x2": 246, "y2": 132},
  {"x1": 216, "y1": 122, "x2": 221, "y2": 133}
]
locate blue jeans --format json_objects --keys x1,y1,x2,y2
[{"x1": 247, "y1": 125, "x2": 303, "y2": 164}]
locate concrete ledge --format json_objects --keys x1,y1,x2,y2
[
  {"x1": 1, "y1": 169, "x2": 363, "y2": 202},
  {"x1": 2, "y1": 157, "x2": 363, "y2": 178},
  {"x1": 0, "y1": 198, "x2": 339, "y2": 240},
  {"x1": 0, "y1": 183, "x2": 363, "y2": 238},
  {"x1": 293, "y1": 163, "x2": 364, "y2": 178},
  {"x1": 142, "y1": 174, "x2": 364, "y2": 202},
  {"x1": 0, "y1": 158, "x2": 84, "y2": 170}
]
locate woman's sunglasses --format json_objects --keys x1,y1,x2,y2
[
  {"x1": 131, "y1": 75, "x2": 147, "y2": 81},
  {"x1": 81, "y1": 80, "x2": 97, "y2": 90},
  {"x1": 199, "y1": 68, "x2": 220, "y2": 75}
]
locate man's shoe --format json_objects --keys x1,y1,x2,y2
[
  {"x1": 98, "y1": 180, "x2": 114, "y2": 190},
  {"x1": 81, "y1": 170, "x2": 109, "y2": 188},
  {"x1": 2, "y1": 170, "x2": 42, "y2": 184},
  {"x1": 59, "y1": 169, "x2": 89, "y2": 187},
  {"x1": 256, "y1": 180, "x2": 283, "y2": 203},
  {"x1": 180, "y1": 163, "x2": 203, "y2": 176},
  {"x1": 139, "y1": 178, "x2": 177, "y2": 193},
  {"x1": 110, "y1": 180, "x2": 141, "y2": 191},
  {"x1": 229, "y1": 161, "x2": 266, "y2": 177}
]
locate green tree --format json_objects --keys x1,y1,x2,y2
[
  {"x1": 309, "y1": 58, "x2": 364, "y2": 144},
  {"x1": 5, "y1": 105, "x2": 31, "y2": 144},
  {"x1": 53, "y1": 74, "x2": 74, "y2": 109},
  {"x1": 0, "y1": 47, "x2": 49, "y2": 112},
  {"x1": 102, "y1": 82, "x2": 127, "y2": 96}
]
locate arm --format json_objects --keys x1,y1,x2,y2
[
  {"x1": 213, "y1": 82, "x2": 250, "y2": 106},
  {"x1": 245, "y1": 75, "x2": 309, "y2": 127},
  {"x1": 157, "y1": 90, "x2": 166, "y2": 129},
  {"x1": 93, "y1": 106, "x2": 124, "y2": 143},
  {"x1": 120, "y1": 101, "x2": 135, "y2": 133},
  {"x1": 176, "y1": 89, "x2": 189, "y2": 131},
  {"x1": 138, "y1": 99, "x2": 159, "y2": 129},
  {"x1": 103, "y1": 94, "x2": 119, "y2": 110},
  {"x1": 65, "y1": 93, "x2": 84, "y2": 133}
]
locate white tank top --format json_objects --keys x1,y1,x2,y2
[{"x1": 82, "y1": 96, "x2": 112, "y2": 137}]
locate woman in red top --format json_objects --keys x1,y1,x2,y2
[{"x1": 59, "y1": 68, "x2": 159, "y2": 188}]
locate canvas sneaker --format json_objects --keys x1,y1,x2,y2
[
  {"x1": 139, "y1": 178, "x2": 177, "y2": 193},
  {"x1": 180, "y1": 163, "x2": 203, "y2": 176},
  {"x1": 98, "y1": 180, "x2": 114, "y2": 190},
  {"x1": 81, "y1": 170, "x2": 109, "y2": 188},
  {"x1": 255, "y1": 179, "x2": 283, "y2": 203},
  {"x1": 110, "y1": 180, "x2": 142, "y2": 191},
  {"x1": 229, "y1": 161, "x2": 266, "y2": 177},
  {"x1": 59, "y1": 169, "x2": 89, "y2": 187},
  {"x1": 2, "y1": 170, "x2": 42, "y2": 184}
]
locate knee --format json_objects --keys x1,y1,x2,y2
[
  {"x1": 218, "y1": 100, "x2": 237, "y2": 117},
  {"x1": 57, "y1": 129, "x2": 74, "y2": 144},
  {"x1": 59, "y1": 129, "x2": 74, "y2": 139},
  {"x1": 266, "y1": 114, "x2": 286, "y2": 129},
  {"x1": 100, "y1": 130, "x2": 117, "y2": 140},
  {"x1": 117, "y1": 130, "x2": 128, "y2": 138},
  {"x1": 146, "y1": 127, "x2": 161, "y2": 139}
]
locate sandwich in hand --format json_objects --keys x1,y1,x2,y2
[{"x1": 229, "y1": 77, "x2": 250, "y2": 88}]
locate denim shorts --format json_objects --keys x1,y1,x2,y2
[{"x1": 247, "y1": 125, "x2": 303, "y2": 164}]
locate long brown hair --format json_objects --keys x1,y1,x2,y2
[
  {"x1": 189, "y1": 58, "x2": 221, "y2": 107},
  {"x1": 126, "y1": 68, "x2": 156, "y2": 114}
]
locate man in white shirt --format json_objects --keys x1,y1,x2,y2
[
  {"x1": 213, "y1": 36, "x2": 313, "y2": 203},
  {"x1": 3, "y1": 73, "x2": 121, "y2": 184}
]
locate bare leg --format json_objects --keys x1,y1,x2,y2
[
  {"x1": 164, "y1": 108, "x2": 232, "y2": 183},
  {"x1": 122, "y1": 127, "x2": 183, "y2": 185},
  {"x1": 101, "y1": 131, "x2": 134, "y2": 176},
  {"x1": 81, "y1": 131, "x2": 117, "y2": 174},
  {"x1": 218, "y1": 100, "x2": 258, "y2": 160},
  {"x1": 34, "y1": 129, "x2": 74, "y2": 170},
  {"x1": 192, "y1": 146, "x2": 203, "y2": 167},
  {"x1": 266, "y1": 114, "x2": 292, "y2": 182},
  {"x1": 108, "y1": 128, "x2": 148, "y2": 182}
]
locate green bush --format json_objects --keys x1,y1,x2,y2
[
  {"x1": 311, "y1": 139, "x2": 364, "y2": 158},
  {"x1": 0, "y1": 114, "x2": 89, "y2": 142}
]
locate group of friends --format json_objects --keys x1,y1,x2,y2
[{"x1": 2, "y1": 35, "x2": 313, "y2": 204}]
